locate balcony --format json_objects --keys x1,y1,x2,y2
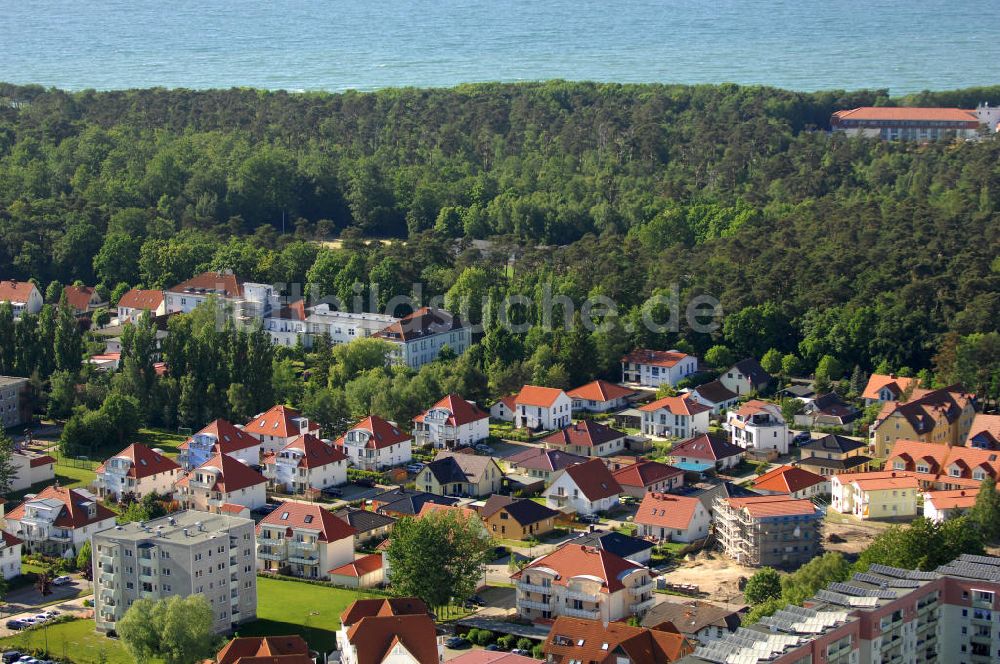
[
  {"x1": 99, "y1": 572, "x2": 115, "y2": 585},
  {"x1": 562, "y1": 606, "x2": 601, "y2": 620},
  {"x1": 630, "y1": 597, "x2": 656, "y2": 613},
  {"x1": 562, "y1": 588, "x2": 600, "y2": 603},
  {"x1": 258, "y1": 550, "x2": 284, "y2": 561},
  {"x1": 517, "y1": 581, "x2": 552, "y2": 594},
  {"x1": 288, "y1": 553, "x2": 319, "y2": 565},
  {"x1": 99, "y1": 554, "x2": 116, "y2": 566},
  {"x1": 630, "y1": 581, "x2": 655, "y2": 595},
  {"x1": 520, "y1": 599, "x2": 551, "y2": 611},
  {"x1": 258, "y1": 537, "x2": 285, "y2": 547},
  {"x1": 289, "y1": 541, "x2": 318, "y2": 552}
]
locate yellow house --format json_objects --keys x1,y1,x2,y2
[
  {"x1": 830, "y1": 471, "x2": 919, "y2": 520},
  {"x1": 415, "y1": 451, "x2": 503, "y2": 497},
  {"x1": 479, "y1": 495, "x2": 560, "y2": 540},
  {"x1": 872, "y1": 387, "x2": 976, "y2": 458}
]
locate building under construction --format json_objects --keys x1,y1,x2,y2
[{"x1": 713, "y1": 494, "x2": 821, "y2": 568}]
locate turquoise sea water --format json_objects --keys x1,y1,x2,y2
[{"x1": 1, "y1": 0, "x2": 999, "y2": 94}]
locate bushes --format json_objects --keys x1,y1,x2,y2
[
  {"x1": 497, "y1": 634, "x2": 517, "y2": 650},
  {"x1": 516, "y1": 638, "x2": 534, "y2": 651},
  {"x1": 465, "y1": 628, "x2": 494, "y2": 646}
]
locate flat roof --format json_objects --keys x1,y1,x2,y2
[{"x1": 96, "y1": 509, "x2": 252, "y2": 545}]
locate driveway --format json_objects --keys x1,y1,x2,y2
[
  {"x1": 0, "y1": 594, "x2": 94, "y2": 637},
  {"x1": 1, "y1": 575, "x2": 90, "y2": 618}
]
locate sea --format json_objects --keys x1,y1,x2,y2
[{"x1": 1, "y1": 0, "x2": 999, "y2": 94}]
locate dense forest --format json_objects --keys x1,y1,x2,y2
[{"x1": 0, "y1": 81, "x2": 998, "y2": 414}]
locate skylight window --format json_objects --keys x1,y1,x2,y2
[
  {"x1": 304, "y1": 515, "x2": 314, "y2": 523},
  {"x1": 280, "y1": 512, "x2": 289, "y2": 520}
]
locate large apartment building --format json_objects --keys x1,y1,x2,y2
[
  {"x1": 713, "y1": 495, "x2": 822, "y2": 568},
  {"x1": 831, "y1": 104, "x2": 1000, "y2": 141},
  {"x1": 373, "y1": 306, "x2": 471, "y2": 369},
  {"x1": 621, "y1": 349, "x2": 698, "y2": 388},
  {"x1": 0, "y1": 375, "x2": 31, "y2": 428},
  {"x1": 872, "y1": 386, "x2": 976, "y2": 457},
  {"x1": 92, "y1": 511, "x2": 258, "y2": 634}
]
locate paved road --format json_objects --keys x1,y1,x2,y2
[
  {"x1": 1, "y1": 576, "x2": 90, "y2": 618},
  {"x1": 0, "y1": 594, "x2": 94, "y2": 638}
]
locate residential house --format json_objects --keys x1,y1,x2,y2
[
  {"x1": 0, "y1": 375, "x2": 32, "y2": 428},
  {"x1": 861, "y1": 373, "x2": 921, "y2": 406},
  {"x1": 965, "y1": 413, "x2": 1000, "y2": 450},
  {"x1": 176, "y1": 453, "x2": 268, "y2": 513},
  {"x1": 164, "y1": 269, "x2": 245, "y2": 314},
  {"x1": 369, "y1": 488, "x2": 460, "y2": 517},
  {"x1": 719, "y1": 358, "x2": 771, "y2": 396},
  {"x1": 335, "y1": 415, "x2": 412, "y2": 471},
  {"x1": 796, "y1": 392, "x2": 862, "y2": 430},
  {"x1": 479, "y1": 495, "x2": 559, "y2": 541},
  {"x1": 4, "y1": 485, "x2": 116, "y2": 556},
  {"x1": 751, "y1": 465, "x2": 828, "y2": 499},
  {"x1": 923, "y1": 488, "x2": 979, "y2": 522},
  {"x1": 621, "y1": 349, "x2": 698, "y2": 388},
  {"x1": 328, "y1": 553, "x2": 385, "y2": 589},
  {"x1": 178, "y1": 418, "x2": 262, "y2": 470},
  {"x1": 214, "y1": 635, "x2": 311, "y2": 664},
  {"x1": 544, "y1": 458, "x2": 622, "y2": 515},
  {"x1": 0, "y1": 279, "x2": 42, "y2": 318},
  {"x1": 303, "y1": 303, "x2": 396, "y2": 347},
  {"x1": 62, "y1": 284, "x2": 107, "y2": 315},
  {"x1": 373, "y1": 306, "x2": 471, "y2": 369},
  {"x1": 872, "y1": 386, "x2": 977, "y2": 457},
  {"x1": 781, "y1": 383, "x2": 817, "y2": 404},
  {"x1": 243, "y1": 404, "x2": 320, "y2": 454},
  {"x1": 506, "y1": 447, "x2": 586, "y2": 483},
  {"x1": 542, "y1": 419, "x2": 628, "y2": 457},
  {"x1": 640, "y1": 599, "x2": 741, "y2": 646},
  {"x1": 263, "y1": 299, "x2": 307, "y2": 347},
  {"x1": 612, "y1": 460, "x2": 684, "y2": 498},
  {"x1": 726, "y1": 400, "x2": 790, "y2": 455},
  {"x1": 116, "y1": 288, "x2": 165, "y2": 323},
  {"x1": 713, "y1": 495, "x2": 821, "y2": 567},
  {"x1": 685, "y1": 380, "x2": 739, "y2": 415},
  {"x1": 639, "y1": 395, "x2": 710, "y2": 439},
  {"x1": 94, "y1": 443, "x2": 182, "y2": 500},
  {"x1": 416, "y1": 451, "x2": 503, "y2": 497},
  {"x1": 512, "y1": 544, "x2": 656, "y2": 622},
  {"x1": 263, "y1": 433, "x2": 348, "y2": 494},
  {"x1": 337, "y1": 598, "x2": 443, "y2": 664},
  {"x1": 0, "y1": 533, "x2": 22, "y2": 580},
  {"x1": 884, "y1": 438, "x2": 1000, "y2": 490},
  {"x1": 8, "y1": 445, "x2": 55, "y2": 492},
  {"x1": 412, "y1": 393, "x2": 489, "y2": 449},
  {"x1": 542, "y1": 616, "x2": 692, "y2": 664},
  {"x1": 691, "y1": 481, "x2": 759, "y2": 516},
  {"x1": 634, "y1": 493, "x2": 711, "y2": 543},
  {"x1": 567, "y1": 380, "x2": 635, "y2": 413},
  {"x1": 489, "y1": 395, "x2": 517, "y2": 422},
  {"x1": 256, "y1": 501, "x2": 355, "y2": 579},
  {"x1": 830, "y1": 471, "x2": 919, "y2": 520},
  {"x1": 569, "y1": 531, "x2": 654, "y2": 565},
  {"x1": 794, "y1": 433, "x2": 872, "y2": 477},
  {"x1": 668, "y1": 433, "x2": 745, "y2": 473},
  {"x1": 513, "y1": 385, "x2": 572, "y2": 431},
  {"x1": 93, "y1": 511, "x2": 257, "y2": 634},
  {"x1": 334, "y1": 507, "x2": 396, "y2": 547}
]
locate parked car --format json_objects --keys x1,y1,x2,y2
[
  {"x1": 406, "y1": 463, "x2": 425, "y2": 474},
  {"x1": 445, "y1": 637, "x2": 470, "y2": 649},
  {"x1": 321, "y1": 487, "x2": 343, "y2": 498},
  {"x1": 485, "y1": 644, "x2": 502, "y2": 651},
  {"x1": 51, "y1": 575, "x2": 72, "y2": 586},
  {"x1": 251, "y1": 503, "x2": 280, "y2": 516},
  {"x1": 353, "y1": 478, "x2": 376, "y2": 488},
  {"x1": 41, "y1": 611, "x2": 59, "y2": 618},
  {"x1": 511, "y1": 648, "x2": 531, "y2": 656},
  {"x1": 32, "y1": 614, "x2": 49, "y2": 623},
  {"x1": 792, "y1": 431, "x2": 812, "y2": 445},
  {"x1": 474, "y1": 444, "x2": 495, "y2": 455},
  {"x1": 578, "y1": 514, "x2": 601, "y2": 524},
  {"x1": 468, "y1": 594, "x2": 486, "y2": 606},
  {"x1": 4, "y1": 620, "x2": 23, "y2": 630},
  {"x1": 1, "y1": 652, "x2": 21, "y2": 664}
]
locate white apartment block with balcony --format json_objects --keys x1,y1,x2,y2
[
  {"x1": 4, "y1": 486, "x2": 116, "y2": 557},
  {"x1": 335, "y1": 415, "x2": 412, "y2": 471},
  {"x1": 263, "y1": 434, "x2": 348, "y2": 494},
  {"x1": 513, "y1": 386, "x2": 572, "y2": 431},
  {"x1": 176, "y1": 453, "x2": 268, "y2": 514},
  {"x1": 95, "y1": 444, "x2": 182, "y2": 501},
  {"x1": 512, "y1": 544, "x2": 656, "y2": 623},
  {"x1": 256, "y1": 502, "x2": 356, "y2": 580},
  {"x1": 8, "y1": 446, "x2": 55, "y2": 493},
  {"x1": 92, "y1": 511, "x2": 257, "y2": 634},
  {"x1": 304, "y1": 304, "x2": 397, "y2": 347},
  {"x1": 412, "y1": 394, "x2": 489, "y2": 449},
  {"x1": 621, "y1": 349, "x2": 698, "y2": 388},
  {"x1": 726, "y1": 400, "x2": 791, "y2": 455}
]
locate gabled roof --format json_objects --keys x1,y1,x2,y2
[
  {"x1": 374, "y1": 306, "x2": 463, "y2": 342},
  {"x1": 176, "y1": 452, "x2": 267, "y2": 494},
  {"x1": 340, "y1": 597, "x2": 430, "y2": 626},
  {"x1": 256, "y1": 501, "x2": 355, "y2": 542},
  {"x1": 371, "y1": 488, "x2": 459, "y2": 516},
  {"x1": 800, "y1": 434, "x2": 866, "y2": 455},
  {"x1": 6, "y1": 486, "x2": 115, "y2": 529},
  {"x1": 641, "y1": 600, "x2": 742, "y2": 635},
  {"x1": 274, "y1": 299, "x2": 306, "y2": 321},
  {"x1": 622, "y1": 349, "x2": 690, "y2": 368},
  {"x1": 180, "y1": 418, "x2": 262, "y2": 454},
  {"x1": 333, "y1": 507, "x2": 397, "y2": 533},
  {"x1": 0, "y1": 279, "x2": 38, "y2": 304},
  {"x1": 515, "y1": 385, "x2": 567, "y2": 408},
  {"x1": 924, "y1": 488, "x2": 979, "y2": 510},
  {"x1": 423, "y1": 451, "x2": 499, "y2": 485},
  {"x1": 638, "y1": 395, "x2": 709, "y2": 416},
  {"x1": 670, "y1": 433, "x2": 744, "y2": 461},
  {"x1": 694, "y1": 481, "x2": 758, "y2": 512},
  {"x1": 167, "y1": 270, "x2": 244, "y2": 298},
  {"x1": 335, "y1": 415, "x2": 410, "y2": 450},
  {"x1": 62, "y1": 285, "x2": 102, "y2": 312},
  {"x1": 329, "y1": 553, "x2": 383, "y2": 578},
  {"x1": 723, "y1": 495, "x2": 819, "y2": 519},
  {"x1": 95, "y1": 443, "x2": 180, "y2": 479},
  {"x1": 215, "y1": 636, "x2": 310, "y2": 664},
  {"x1": 513, "y1": 544, "x2": 646, "y2": 593},
  {"x1": 446, "y1": 652, "x2": 540, "y2": 664},
  {"x1": 413, "y1": 393, "x2": 488, "y2": 427},
  {"x1": 833, "y1": 106, "x2": 979, "y2": 122},
  {"x1": 544, "y1": 616, "x2": 692, "y2": 663},
  {"x1": 612, "y1": 460, "x2": 683, "y2": 489},
  {"x1": 733, "y1": 399, "x2": 780, "y2": 418},
  {"x1": 567, "y1": 380, "x2": 635, "y2": 403},
  {"x1": 861, "y1": 373, "x2": 920, "y2": 401},
  {"x1": 265, "y1": 433, "x2": 347, "y2": 469},
  {"x1": 967, "y1": 414, "x2": 1000, "y2": 449},
  {"x1": 543, "y1": 420, "x2": 626, "y2": 448},
  {"x1": 244, "y1": 405, "x2": 317, "y2": 439},
  {"x1": 116, "y1": 288, "x2": 164, "y2": 311},
  {"x1": 508, "y1": 447, "x2": 587, "y2": 472},
  {"x1": 840, "y1": 471, "x2": 920, "y2": 492},
  {"x1": 887, "y1": 439, "x2": 1000, "y2": 486},
  {"x1": 554, "y1": 458, "x2": 622, "y2": 502},
  {"x1": 635, "y1": 493, "x2": 704, "y2": 530},
  {"x1": 480, "y1": 495, "x2": 560, "y2": 525},
  {"x1": 570, "y1": 530, "x2": 654, "y2": 560},
  {"x1": 752, "y1": 465, "x2": 826, "y2": 495},
  {"x1": 690, "y1": 380, "x2": 738, "y2": 404},
  {"x1": 344, "y1": 613, "x2": 440, "y2": 664},
  {"x1": 728, "y1": 358, "x2": 771, "y2": 387}
]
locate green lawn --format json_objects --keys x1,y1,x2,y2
[
  {"x1": 0, "y1": 619, "x2": 132, "y2": 664},
  {"x1": 134, "y1": 428, "x2": 188, "y2": 458}
]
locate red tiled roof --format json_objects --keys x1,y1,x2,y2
[
  {"x1": 373, "y1": 306, "x2": 463, "y2": 343},
  {"x1": 558, "y1": 458, "x2": 622, "y2": 501},
  {"x1": 635, "y1": 492, "x2": 704, "y2": 530},
  {"x1": 887, "y1": 439, "x2": 1000, "y2": 486},
  {"x1": 416, "y1": 502, "x2": 480, "y2": 522},
  {"x1": 567, "y1": 380, "x2": 635, "y2": 403},
  {"x1": 670, "y1": 433, "x2": 744, "y2": 462},
  {"x1": 734, "y1": 399, "x2": 778, "y2": 417},
  {"x1": 413, "y1": 393, "x2": 488, "y2": 427},
  {"x1": 724, "y1": 495, "x2": 819, "y2": 519},
  {"x1": 180, "y1": 418, "x2": 262, "y2": 454},
  {"x1": 446, "y1": 652, "x2": 541, "y2": 664},
  {"x1": 275, "y1": 299, "x2": 306, "y2": 321},
  {"x1": 329, "y1": 553, "x2": 384, "y2": 578},
  {"x1": 339, "y1": 598, "x2": 430, "y2": 626},
  {"x1": 266, "y1": 433, "x2": 347, "y2": 469},
  {"x1": 116, "y1": 288, "x2": 163, "y2": 311},
  {"x1": 6, "y1": 486, "x2": 115, "y2": 529},
  {"x1": 612, "y1": 460, "x2": 683, "y2": 489},
  {"x1": 29, "y1": 455, "x2": 56, "y2": 468},
  {"x1": 496, "y1": 395, "x2": 517, "y2": 412},
  {"x1": 542, "y1": 420, "x2": 625, "y2": 449},
  {"x1": 512, "y1": 544, "x2": 645, "y2": 593},
  {"x1": 925, "y1": 488, "x2": 979, "y2": 510},
  {"x1": 507, "y1": 447, "x2": 587, "y2": 472},
  {"x1": 243, "y1": 405, "x2": 318, "y2": 439},
  {"x1": 861, "y1": 373, "x2": 920, "y2": 401},
  {"x1": 219, "y1": 503, "x2": 249, "y2": 515},
  {"x1": 543, "y1": 616, "x2": 692, "y2": 664},
  {"x1": 752, "y1": 465, "x2": 826, "y2": 495},
  {"x1": 838, "y1": 471, "x2": 920, "y2": 492},
  {"x1": 63, "y1": 285, "x2": 100, "y2": 312},
  {"x1": 256, "y1": 501, "x2": 355, "y2": 543},
  {"x1": 95, "y1": 443, "x2": 180, "y2": 479},
  {"x1": 833, "y1": 106, "x2": 978, "y2": 122},
  {"x1": 968, "y1": 414, "x2": 1000, "y2": 448},
  {"x1": 515, "y1": 385, "x2": 567, "y2": 408},
  {"x1": 638, "y1": 395, "x2": 709, "y2": 416},
  {"x1": 335, "y1": 416, "x2": 410, "y2": 450},
  {"x1": 215, "y1": 635, "x2": 311, "y2": 664},
  {"x1": 345, "y1": 613, "x2": 440, "y2": 664},
  {"x1": 622, "y1": 349, "x2": 690, "y2": 368},
  {"x1": 1, "y1": 532, "x2": 22, "y2": 548},
  {"x1": 176, "y1": 452, "x2": 266, "y2": 494},
  {"x1": 167, "y1": 270, "x2": 244, "y2": 298},
  {"x1": 0, "y1": 280, "x2": 38, "y2": 304}
]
